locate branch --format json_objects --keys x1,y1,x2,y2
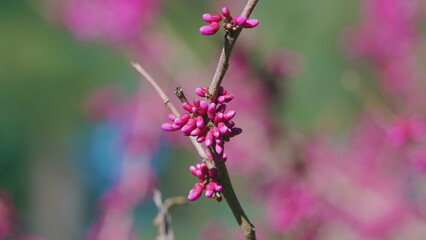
[
  {"x1": 207, "y1": 0, "x2": 260, "y2": 100},
  {"x1": 206, "y1": 1, "x2": 259, "y2": 239},
  {"x1": 133, "y1": 1, "x2": 259, "y2": 238}
]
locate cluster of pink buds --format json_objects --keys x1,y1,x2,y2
[
  {"x1": 200, "y1": 7, "x2": 259, "y2": 35},
  {"x1": 188, "y1": 163, "x2": 223, "y2": 201},
  {"x1": 161, "y1": 86, "x2": 242, "y2": 159}
]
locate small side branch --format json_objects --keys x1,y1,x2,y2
[
  {"x1": 131, "y1": 62, "x2": 210, "y2": 162},
  {"x1": 153, "y1": 189, "x2": 188, "y2": 240}
]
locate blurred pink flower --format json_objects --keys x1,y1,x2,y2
[
  {"x1": 62, "y1": 0, "x2": 160, "y2": 42},
  {"x1": 265, "y1": 181, "x2": 321, "y2": 232},
  {"x1": 344, "y1": 0, "x2": 420, "y2": 94},
  {"x1": 386, "y1": 115, "x2": 426, "y2": 147},
  {"x1": 0, "y1": 190, "x2": 14, "y2": 238}
]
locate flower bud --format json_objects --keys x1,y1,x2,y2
[
  {"x1": 236, "y1": 15, "x2": 248, "y2": 26},
  {"x1": 174, "y1": 113, "x2": 190, "y2": 126},
  {"x1": 215, "y1": 143, "x2": 224, "y2": 154},
  {"x1": 161, "y1": 122, "x2": 180, "y2": 131},
  {"x1": 168, "y1": 114, "x2": 176, "y2": 121},
  {"x1": 243, "y1": 19, "x2": 260, "y2": 28},
  {"x1": 208, "y1": 103, "x2": 216, "y2": 119},
  {"x1": 203, "y1": 13, "x2": 222, "y2": 23},
  {"x1": 199, "y1": 101, "x2": 208, "y2": 115},
  {"x1": 195, "y1": 88, "x2": 207, "y2": 97},
  {"x1": 211, "y1": 126, "x2": 220, "y2": 138},
  {"x1": 214, "y1": 112, "x2": 224, "y2": 123},
  {"x1": 188, "y1": 183, "x2": 205, "y2": 201},
  {"x1": 205, "y1": 131, "x2": 214, "y2": 147},
  {"x1": 217, "y1": 104, "x2": 226, "y2": 113},
  {"x1": 200, "y1": 22, "x2": 220, "y2": 35},
  {"x1": 218, "y1": 122, "x2": 231, "y2": 135},
  {"x1": 208, "y1": 168, "x2": 218, "y2": 177},
  {"x1": 196, "y1": 136, "x2": 205, "y2": 143},
  {"x1": 224, "y1": 110, "x2": 236, "y2": 121},
  {"x1": 181, "y1": 118, "x2": 196, "y2": 134},
  {"x1": 229, "y1": 127, "x2": 243, "y2": 137},
  {"x1": 182, "y1": 102, "x2": 193, "y2": 112},
  {"x1": 221, "y1": 7, "x2": 231, "y2": 18},
  {"x1": 193, "y1": 99, "x2": 200, "y2": 108},
  {"x1": 205, "y1": 182, "x2": 215, "y2": 198}
]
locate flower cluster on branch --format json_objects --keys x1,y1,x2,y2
[{"x1": 200, "y1": 7, "x2": 259, "y2": 35}]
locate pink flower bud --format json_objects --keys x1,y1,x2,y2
[
  {"x1": 205, "y1": 131, "x2": 214, "y2": 147},
  {"x1": 215, "y1": 143, "x2": 224, "y2": 154},
  {"x1": 206, "y1": 182, "x2": 216, "y2": 198},
  {"x1": 161, "y1": 122, "x2": 180, "y2": 131},
  {"x1": 174, "y1": 113, "x2": 190, "y2": 126},
  {"x1": 229, "y1": 127, "x2": 243, "y2": 137},
  {"x1": 224, "y1": 94, "x2": 234, "y2": 102},
  {"x1": 208, "y1": 168, "x2": 218, "y2": 177},
  {"x1": 181, "y1": 118, "x2": 196, "y2": 134},
  {"x1": 193, "y1": 99, "x2": 200, "y2": 108},
  {"x1": 221, "y1": 7, "x2": 231, "y2": 18},
  {"x1": 214, "y1": 112, "x2": 224, "y2": 123},
  {"x1": 200, "y1": 163, "x2": 208, "y2": 175},
  {"x1": 243, "y1": 19, "x2": 259, "y2": 28},
  {"x1": 218, "y1": 86, "x2": 227, "y2": 95},
  {"x1": 218, "y1": 122, "x2": 231, "y2": 135},
  {"x1": 196, "y1": 115, "x2": 205, "y2": 128},
  {"x1": 202, "y1": 13, "x2": 222, "y2": 23},
  {"x1": 224, "y1": 111, "x2": 236, "y2": 121},
  {"x1": 215, "y1": 136, "x2": 224, "y2": 145},
  {"x1": 208, "y1": 103, "x2": 217, "y2": 119},
  {"x1": 200, "y1": 22, "x2": 220, "y2": 35},
  {"x1": 188, "y1": 183, "x2": 205, "y2": 201},
  {"x1": 216, "y1": 193, "x2": 222, "y2": 202},
  {"x1": 168, "y1": 114, "x2": 176, "y2": 121},
  {"x1": 190, "y1": 127, "x2": 202, "y2": 136},
  {"x1": 205, "y1": 182, "x2": 215, "y2": 198},
  {"x1": 199, "y1": 101, "x2": 208, "y2": 115},
  {"x1": 196, "y1": 136, "x2": 205, "y2": 143},
  {"x1": 236, "y1": 15, "x2": 248, "y2": 26},
  {"x1": 191, "y1": 106, "x2": 198, "y2": 114},
  {"x1": 182, "y1": 102, "x2": 193, "y2": 112},
  {"x1": 217, "y1": 95, "x2": 226, "y2": 103},
  {"x1": 222, "y1": 153, "x2": 228, "y2": 161},
  {"x1": 217, "y1": 104, "x2": 226, "y2": 113},
  {"x1": 215, "y1": 182, "x2": 223, "y2": 192},
  {"x1": 211, "y1": 126, "x2": 220, "y2": 138},
  {"x1": 189, "y1": 165, "x2": 199, "y2": 177},
  {"x1": 195, "y1": 88, "x2": 207, "y2": 97},
  {"x1": 225, "y1": 121, "x2": 235, "y2": 128}
]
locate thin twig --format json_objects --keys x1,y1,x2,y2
[
  {"x1": 207, "y1": 0, "x2": 260, "y2": 100},
  {"x1": 131, "y1": 62, "x2": 210, "y2": 163},
  {"x1": 153, "y1": 189, "x2": 188, "y2": 240}
]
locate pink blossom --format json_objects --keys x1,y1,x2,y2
[
  {"x1": 62, "y1": 0, "x2": 160, "y2": 42},
  {"x1": 343, "y1": 0, "x2": 420, "y2": 95},
  {"x1": 161, "y1": 86, "x2": 242, "y2": 162},
  {"x1": 386, "y1": 115, "x2": 426, "y2": 147},
  {"x1": 187, "y1": 163, "x2": 222, "y2": 201},
  {"x1": 199, "y1": 7, "x2": 259, "y2": 35}
]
